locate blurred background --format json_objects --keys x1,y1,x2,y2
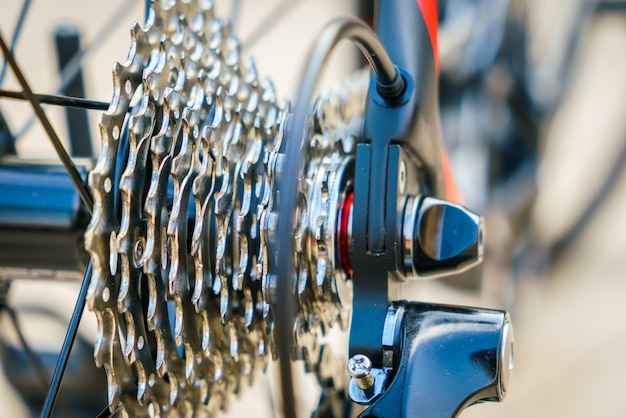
[{"x1": 0, "y1": 0, "x2": 625, "y2": 417}]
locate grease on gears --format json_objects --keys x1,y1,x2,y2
[{"x1": 84, "y1": 0, "x2": 368, "y2": 415}]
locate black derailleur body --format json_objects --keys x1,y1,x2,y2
[{"x1": 346, "y1": 2, "x2": 514, "y2": 417}]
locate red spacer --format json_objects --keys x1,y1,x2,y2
[{"x1": 338, "y1": 190, "x2": 354, "y2": 277}]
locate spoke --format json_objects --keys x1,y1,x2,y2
[
  {"x1": 39, "y1": 262, "x2": 93, "y2": 418},
  {"x1": 242, "y1": 0, "x2": 305, "y2": 51},
  {"x1": 14, "y1": 0, "x2": 136, "y2": 141},
  {"x1": 231, "y1": 0, "x2": 243, "y2": 33},
  {"x1": 0, "y1": 89, "x2": 109, "y2": 110},
  {"x1": 5, "y1": 307, "x2": 75, "y2": 418},
  {"x1": 51, "y1": 0, "x2": 136, "y2": 97},
  {"x1": 96, "y1": 405, "x2": 120, "y2": 418},
  {"x1": 6, "y1": 307, "x2": 51, "y2": 387},
  {"x1": 0, "y1": 32, "x2": 93, "y2": 213},
  {"x1": 0, "y1": 0, "x2": 32, "y2": 86},
  {"x1": 145, "y1": 0, "x2": 151, "y2": 24}
]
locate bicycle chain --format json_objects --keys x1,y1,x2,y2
[{"x1": 84, "y1": 1, "x2": 367, "y2": 415}]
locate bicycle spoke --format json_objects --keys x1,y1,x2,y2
[
  {"x1": 39, "y1": 262, "x2": 93, "y2": 418},
  {"x1": 231, "y1": 0, "x2": 243, "y2": 33},
  {"x1": 14, "y1": 0, "x2": 136, "y2": 141},
  {"x1": 0, "y1": 89, "x2": 109, "y2": 110},
  {"x1": 95, "y1": 405, "x2": 120, "y2": 418},
  {"x1": 0, "y1": 0, "x2": 32, "y2": 155},
  {"x1": 50, "y1": 0, "x2": 136, "y2": 98},
  {"x1": 0, "y1": 32, "x2": 93, "y2": 213},
  {"x1": 6, "y1": 307, "x2": 52, "y2": 388},
  {"x1": 0, "y1": 0, "x2": 32, "y2": 86},
  {"x1": 242, "y1": 0, "x2": 305, "y2": 51},
  {"x1": 145, "y1": 0, "x2": 151, "y2": 24},
  {"x1": 5, "y1": 307, "x2": 76, "y2": 418}
]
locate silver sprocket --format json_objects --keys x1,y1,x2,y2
[{"x1": 85, "y1": 1, "x2": 367, "y2": 415}]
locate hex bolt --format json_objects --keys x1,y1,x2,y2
[{"x1": 347, "y1": 354, "x2": 374, "y2": 390}]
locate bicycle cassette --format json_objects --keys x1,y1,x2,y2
[{"x1": 84, "y1": 1, "x2": 366, "y2": 415}]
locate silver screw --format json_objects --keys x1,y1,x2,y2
[{"x1": 347, "y1": 354, "x2": 374, "y2": 390}]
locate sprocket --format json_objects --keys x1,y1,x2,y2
[{"x1": 84, "y1": 0, "x2": 367, "y2": 415}]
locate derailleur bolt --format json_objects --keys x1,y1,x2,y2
[
  {"x1": 347, "y1": 354, "x2": 374, "y2": 390},
  {"x1": 403, "y1": 196, "x2": 484, "y2": 279}
]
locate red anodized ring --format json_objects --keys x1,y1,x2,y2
[{"x1": 338, "y1": 189, "x2": 354, "y2": 277}]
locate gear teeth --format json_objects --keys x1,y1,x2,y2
[
  {"x1": 86, "y1": 1, "x2": 369, "y2": 415},
  {"x1": 190, "y1": 126, "x2": 217, "y2": 313},
  {"x1": 85, "y1": 12, "x2": 154, "y2": 411}
]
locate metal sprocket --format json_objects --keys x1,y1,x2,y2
[{"x1": 85, "y1": 1, "x2": 367, "y2": 415}]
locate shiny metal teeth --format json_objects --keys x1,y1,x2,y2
[{"x1": 85, "y1": 1, "x2": 368, "y2": 415}]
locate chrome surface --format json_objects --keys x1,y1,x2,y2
[
  {"x1": 497, "y1": 313, "x2": 514, "y2": 400},
  {"x1": 402, "y1": 196, "x2": 419, "y2": 277},
  {"x1": 361, "y1": 301, "x2": 512, "y2": 417},
  {"x1": 402, "y1": 196, "x2": 484, "y2": 279},
  {"x1": 84, "y1": 1, "x2": 368, "y2": 415}
]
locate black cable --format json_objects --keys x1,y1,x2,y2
[{"x1": 275, "y1": 17, "x2": 400, "y2": 417}]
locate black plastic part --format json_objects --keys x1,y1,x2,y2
[
  {"x1": 360, "y1": 301, "x2": 510, "y2": 418},
  {"x1": 54, "y1": 26, "x2": 92, "y2": 158},
  {"x1": 349, "y1": 0, "x2": 445, "y2": 366},
  {"x1": 0, "y1": 160, "x2": 89, "y2": 272},
  {"x1": 350, "y1": 144, "x2": 400, "y2": 366}
]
